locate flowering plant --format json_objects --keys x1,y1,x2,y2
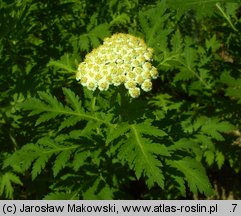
[{"x1": 1, "y1": 0, "x2": 241, "y2": 200}]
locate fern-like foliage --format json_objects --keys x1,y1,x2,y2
[
  {"x1": 0, "y1": 172, "x2": 22, "y2": 199},
  {"x1": 3, "y1": 137, "x2": 78, "y2": 180},
  {"x1": 3, "y1": 87, "x2": 216, "y2": 197},
  {"x1": 220, "y1": 71, "x2": 241, "y2": 104},
  {"x1": 182, "y1": 116, "x2": 235, "y2": 141},
  {"x1": 32, "y1": 88, "x2": 226, "y2": 195},
  {"x1": 107, "y1": 120, "x2": 169, "y2": 188},
  {"x1": 20, "y1": 88, "x2": 111, "y2": 128},
  {"x1": 1, "y1": 0, "x2": 241, "y2": 200},
  {"x1": 82, "y1": 177, "x2": 115, "y2": 199},
  {"x1": 77, "y1": 13, "x2": 111, "y2": 52},
  {"x1": 167, "y1": 157, "x2": 213, "y2": 196},
  {"x1": 3, "y1": 88, "x2": 113, "y2": 181},
  {"x1": 7, "y1": 75, "x2": 236, "y2": 199},
  {"x1": 171, "y1": 37, "x2": 214, "y2": 92},
  {"x1": 48, "y1": 53, "x2": 77, "y2": 75},
  {"x1": 137, "y1": 1, "x2": 171, "y2": 50},
  {"x1": 137, "y1": 2, "x2": 215, "y2": 94},
  {"x1": 180, "y1": 115, "x2": 235, "y2": 170},
  {"x1": 79, "y1": 23, "x2": 110, "y2": 51},
  {"x1": 167, "y1": 0, "x2": 239, "y2": 19},
  {"x1": 107, "y1": 0, "x2": 137, "y2": 27},
  {"x1": 110, "y1": 13, "x2": 131, "y2": 27}
]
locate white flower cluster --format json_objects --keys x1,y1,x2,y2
[{"x1": 76, "y1": 33, "x2": 158, "y2": 98}]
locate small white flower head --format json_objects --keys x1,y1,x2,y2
[
  {"x1": 126, "y1": 71, "x2": 136, "y2": 80},
  {"x1": 112, "y1": 76, "x2": 122, "y2": 86},
  {"x1": 133, "y1": 67, "x2": 143, "y2": 74},
  {"x1": 124, "y1": 80, "x2": 136, "y2": 90},
  {"x1": 80, "y1": 76, "x2": 88, "y2": 86},
  {"x1": 135, "y1": 75, "x2": 144, "y2": 85},
  {"x1": 142, "y1": 62, "x2": 152, "y2": 71},
  {"x1": 98, "y1": 79, "x2": 110, "y2": 91},
  {"x1": 144, "y1": 48, "x2": 154, "y2": 61},
  {"x1": 132, "y1": 59, "x2": 140, "y2": 68},
  {"x1": 141, "y1": 79, "x2": 152, "y2": 92},
  {"x1": 86, "y1": 79, "x2": 97, "y2": 91},
  {"x1": 94, "y1": 73, "x2": 102, "y2": 82},
  {"x1": 141, "y1": 71, "x2": 151, "y2": 79},
  {"x1": 136, "y1": 55, "x2": 146, "y2": 63},
  {"x1": 129, "y1": 87, "x2": 140, "y2": 98},
  {"x1": 150, "y1": 66, "x2": 158, "y2": 79},
  {"x1": 76, "y1": 33, "x2": 158, "y2": 98}
]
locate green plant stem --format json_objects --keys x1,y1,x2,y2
[
  {"x1": 91, "y1": 91, "x2": 99, "y2": 115},
  {"x1": 118, "y1": 86, "x2": 129, "y2": 122},
  {"x1": 9, "y1": 131, "x2": 18, "y2": 151},
  {"x1": 216, "y1": 3, "x2": 238, "y2": 32}
]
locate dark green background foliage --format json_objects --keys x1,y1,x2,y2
[{"x1": 0, "y1": 0, "x2": 241, "y2": 200}]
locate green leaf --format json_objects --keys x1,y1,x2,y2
[
  {"x1": 59, "y1": 116, "x2": 82, "y2": 131},
  {"x1": 168, "y1": 157, "x2": 213, "y2": 196},
  {"x1": 167, "y1": 0, "x2": 237, "y2": 19},
  {"x1": 110, "y1": 13, "x2": 130, "y2": 26},
  {"x1": 216, "y1": 151, "x2": 225, "y2": 169},
  {"x1": 149, "y1": 93, "x2": 182, "y2": 113},
  {"x1": 32, "y1": 154, "x2": 52, "y2": 180},
  {"x1": 194, "y1": 134, "x2": 215, "y2": 150},
  {"x1": 79, "y1": 35, "x2": 90, "y2": 51},
  {"x1": 83, "y1": 178, "x2": 114, "y2": 200},
  {"x1": 106, "y1": 123, "x2": 130, "y2": 144},
  {"x1": 0, "y1": 172, "x2": 22, "y2": 199},
  {"x1": 169, "y1": 138, "x2": 200, "y2": 154},
  {"x1": 4, "y1": 137, "x2": 79, "y2": 180},
  {"x1": 79, "y1": 23, "x2": 111, "y2": 51},
  {"x1": 220, "y1": 72, "x2": 241, "y2": 103},
  {"x1": 53, "y1": 150, "x2": 72, "y2": 177},
  {"x1": 204, "y1": 150, "x2": 215, "y2": 166},
  {"x1": 171, "y1": 30, "x2": 183, "y2": 53},
  {"x1": 182, "y1": 116, "x2": 235, "y2": 141},
  {"x1": 62, "y1": 87, "x2": 83, "y2": 113},
  {"x1": 174, "y1": 68, "x2": 196, "y2": 82},
  {"x1": 115, "y1": 122, "x2": 170, "y2": 188},
  {"x1": 3, "y1": 144, "x2": 39, "y2": 172},
  {"x1": 21, "y1": 89, "x2": 110, "y2": 126},
  {"x1": 172, "y1": 175, "x2": 186, "y2": 197},
  {"x1": 138, "y1": 1, "x2": 170, "y2": 48},
  {"x1": 72, "y1": 151, "x2": 90, "y2": 171},
  {"x1": 201, "y1": 118, "x2": 235, "y2": 141},
  {"x1": 48, "y1": 53, "x2": 77, "y2": 74},
  {"x1": 205, "y1": 34, "x2": 221, "y2": 52},
  {"x1": 185, "y1": 47, "x2": 197, "y2": 68},
  {"x1": 135, "y1": 120, "x2": 167, "y2": 137}
]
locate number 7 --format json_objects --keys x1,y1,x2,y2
[{"x1": 232, "y1": 204, "x2": 237, "y2": 212}]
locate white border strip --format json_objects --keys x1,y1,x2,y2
[{"x1": 0, "y1": 200, "x2": 240, "y2": 216}]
